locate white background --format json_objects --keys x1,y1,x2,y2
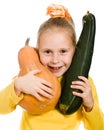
[{"x1": 0, "y1": 0, "x2": 104, "y2": 130}]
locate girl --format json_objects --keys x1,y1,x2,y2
[{"x1": 0, "y1": 4, "x2": 104, "y2": 130}]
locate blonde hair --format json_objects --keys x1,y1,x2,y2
[{"x1": 36, "y1": 4, "x2": 76, "y2": 48}]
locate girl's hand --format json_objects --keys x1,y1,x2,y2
[
  {"x1": 14, "y1": 70, "x2": 54, "y2": 101},
  {"x1": 71, "y1": 76, "x2": 94, "y2": 112}
]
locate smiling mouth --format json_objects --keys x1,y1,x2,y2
[{"x1": 48, "y1": 66, "x2": 62, "y2": 72}]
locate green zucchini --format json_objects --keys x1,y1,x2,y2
[{"x1": 58, "y1": 11, "x2": 96, "y2": 114}]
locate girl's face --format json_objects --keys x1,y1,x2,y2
[{"x1": 38, "y1": 28, "x2": 75, "y2": 77}]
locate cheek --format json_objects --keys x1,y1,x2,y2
[
  {"x1": 64, "y1": 58, "x2": 72, "y2": 68},
  {"x1": 64, "y1": 53, "x2": 74, "y2": 68},
  {"x1": 39, "y1": 56, "x2": 49, "y2": 66}
]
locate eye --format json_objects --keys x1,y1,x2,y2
[
  {"x1": 60, "y1": 49, "x2": 68, "y2": 54},
  {"x1": 45, "y1": 50, "x2": 51, "y2": 53},
  {"x1": 44, "y1": 49, "x2": 52, "y2": 55}
]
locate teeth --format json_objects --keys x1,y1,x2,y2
[
  {"x1": 53, "y1": 67, "x2": 60, "y2": 70},
  {"x1": 55, "y1": 67, "x2": 58, "y2": 69},
  {"x1": 54, "y1": 67, "x2": 59, "y2": 70},
  {"x1": 49, "y1": 66, "x2": 61, "y2": 70}
]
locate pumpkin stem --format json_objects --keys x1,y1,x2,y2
[{"x1": 25, "y1": 38, "x2": 30, "y2": 46}]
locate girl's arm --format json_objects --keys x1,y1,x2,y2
[
  {"x1": 82, "y1": 77, "x2": 104, "y2": 130},
  {"x1": 71, "y1": 76, "x2": 104, "y2": 130},
  {"x1": 14, "y1": 70, "x2": 54, "y2": 102},
  {"x1": 0, "y1": 70, "x2": 54, "y2": 114},
  {"x1": 0, "y1": 81, "x2": 23, "y2": 114}
]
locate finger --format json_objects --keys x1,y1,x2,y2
[
  {"x1": 78, "y1": 76, "x2": 89, "y2": 83},
  {"x1": 71, "y1": 84, "x2": 85, "y2": 92},
  {"x1": 33, "y1": 89, "x2": 53, "y2": 101},
  {"x1": 40, "y1": 79, "x2": 54, "y2": 88},
  {"x1": 78, "y1": 76, "x2": 91, "y2": 87},
  {"x1": 38, "y1": 88, "x2": 53, "y2": 99},
  {"x1": 72, "y1": 91, "x2": 83, "y2": 98},
  {"x1": 40, "y1": 84, "x2": 54, "y2": 95},
  {"x1": 29, "y1": 69, "x2": 41, "y2": 75},
  {"x1": 35, "y1": 83, "x2": 54, "y2": 97},
  {"x1": 29, "y1": 70, "x2": 54, "y2": 88},
  {"x1": 33, "y1": 92, "x2": 45, "y2": 102},
  {"x1": 72, "y1": 80, "x2": 86, "y2": 88}
]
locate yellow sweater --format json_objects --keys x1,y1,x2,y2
[{"x1": 0, "y1": 77, "x2": 104, "y2": 130}]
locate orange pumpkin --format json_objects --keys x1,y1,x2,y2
[{"x1": 18, "y1": 38, "x2": 61, "y2": 115}]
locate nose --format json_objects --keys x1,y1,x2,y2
[{"x1": 52, "y1": 53, "x2": 60, "y2": 64}]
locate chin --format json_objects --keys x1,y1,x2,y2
[{"x1": 53, "y1": 72, "x2": 63, "y2": 78}]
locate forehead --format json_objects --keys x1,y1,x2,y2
[
  {"x1": 40, "y1": 27, "x2": 72, "y2": 40},
  {"x1": 39, "y1": 27, "x2": 73, "y2": 49}
]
